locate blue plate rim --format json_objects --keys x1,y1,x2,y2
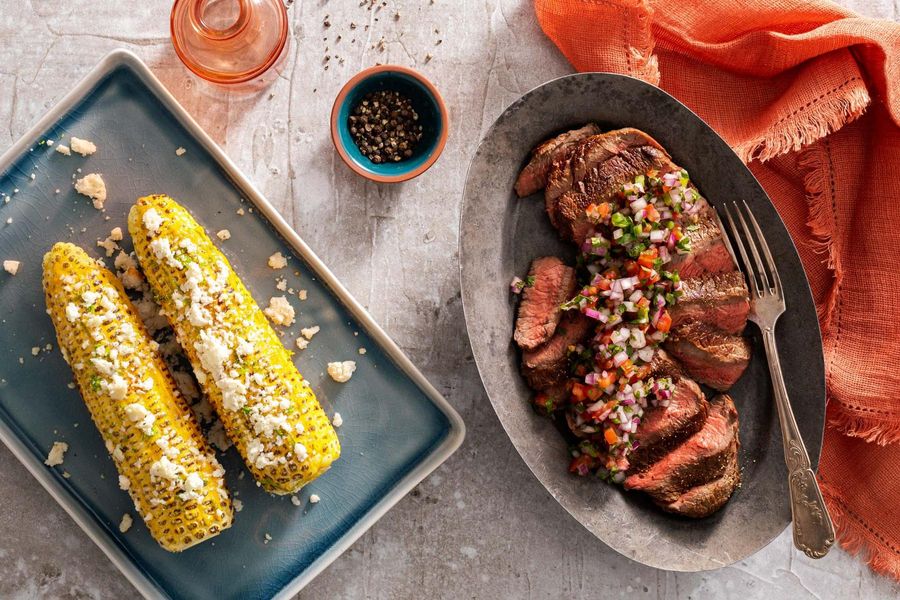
[{"x1": 0, "y1": 48, "x2": 465, "y2": 599}]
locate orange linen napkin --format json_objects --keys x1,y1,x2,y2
[{"x1": 534, "y1": 0, "x2": 900, "y2": 577}]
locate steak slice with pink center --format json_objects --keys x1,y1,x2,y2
[
  {"x1": 665, "y1": 217, "x2": 735, "y2": 279},
  {"x1": 627, "y1": 376, "x2": 708, "y2": 472},
  {"x1": 664, "y1": 322, "x2": 752, "y2": 391},
  {"x1": 624, "y1": 394, "x2": 738, "y2": 502},
  {"x1": 520, "y1": 312, "x2": 593, "y2": 390},
  {"x1": 657, "y1": 438, "x2": 741, "y2": 519},
  {"x1": 514, "y1": 123, "x2": 602, "y2": 197},
  {"x1": 514, "y1": 256, "x2": 577, "y2": 350},
  {"x1": 670, "y1": 271, "x2": 750, "y2": 335}
]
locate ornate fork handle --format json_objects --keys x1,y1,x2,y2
[{"x1": 762, "y1": 328, "x2": 835, "y2": 558}]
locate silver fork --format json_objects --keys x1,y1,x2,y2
[{"x1": 719, "y1": 200, "x2": 835, "y2": 559}]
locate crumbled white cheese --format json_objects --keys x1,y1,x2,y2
[
  {"x1": 149, "y1": 238, "x2": 182, "y2": 269},
  {"x1": 74, "y1": 173, "x2": 107, "y2": 209},
  {"x1": 216, "y1": 229, "x2": 231, "y2": 241},
  {"x1": 44, "y1": 441, "x2": 68, "y2": 467},
  {"x1": 149, "y1": 456, "x2": 184, "y2": 482},
  {"x1": 263, "y1": 296, "x2": 295, "y2": 326},
  {"x1": 275, "y1": 277, "x2": 287, "y2": 291},
  {"x1": 293, "y1": 442, "x2": 308, "y2": 462},
  {"x1": 109, "y1": 227, "x2": 123, "y2": 241},
  {"x1": 236, "y1": 208, "x2": 245, "y2": 216},
  {"x1": 300, "y1": 326, "x2": 319, "y2": 340},
  {"x1": 3, "y1": 260, "x2": 20, "y2": 275},
  {"x1": 114, "y1": 251, "x2": 137, "y2": 272},
  {"x1": 55, "y1": 144, "x2": 71, "y2": 156},
  {"x1": 332, "y1": 412, "x2": 343, "y2": 428},
  {"x1": 119, "y1": 475, "x2": 131, "y2": 491},
  {"x1": 183, "y1": 472, "x2": 204, "y2": 496},
  {"x1": 124, "y1": 403, "x2": 156, "y2": 435},
  {"x1": 233, "y1": 499, "x2": 243, "y2": 512},
  {"x1": 327, "y1": 361, "x2": 357, "y2": 383},
  {"x1": 142, "y1": 208, "x2": 163, "y2": 235},
  {"x1": 107, "y1": 373, "x2": 128, "y2": 401},
  {"x1": 97, "y1": 236, "x2": 119, "y2": 257},
  {"x1": 297, "y1": 289, "x2": 307, "y2": 301},
  {"x1": 70, "y1": 137, "x2": 97, "y2": 156},
  {"x1": 295, "y1": 337, "x2": 309, "y2": 351},
  {"x1": 309, "y1": 494, "x2": 320, "y2": 504},
  {"x1": 119, "y1": 513, "x2": 133, "y2": 533},
  {"x1": 31, "y1": 347, "x2": 40, "y2": 356},
  {"x1": 207, "y1": 420, "x2": 232, "y2": 451},
  {"x1": 264, "y1": 533, "x2": 272, "y2": 543},
  {"x1": 267, "y1": 252, "x2": 287, "y2": 269},
  {"x1": 358, "y1": 347, "x2": 367, "y2": 355},
  {"x1": 175, "y1": 147, "x2": 186, "y2": 156}
]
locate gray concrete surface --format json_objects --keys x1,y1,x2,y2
[{"x1": 1, "y1": 0, "x2": 899, "y2": 598}]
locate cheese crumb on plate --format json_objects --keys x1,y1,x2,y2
[
  {"x1": 74, "y1": 173, "x2": 107, "y2": 209},
  {"x1": 44, "y1": 441, "x2": 69, "y2": 467},
  {"x1": 263, "y1": 296, "x2": 295, "y2": 326},
  {"x1": 267, "y1": 252, "x2": 287, "y2": 269},
  {"x1": 70, "y1": 137, "x2": 97, "y2": 156},
  {"x1": 119, "y1": 513, "x2": 133, "y2": 533},
  {"x1": 3, "y1": 260, "x2": 20, "y2": 275},
  {"x1": 327, "y1": 361, "x2": 356, "y2": 383},
  {"x1": 216, "y1": 229, "x2": 231, "y2": 241}
]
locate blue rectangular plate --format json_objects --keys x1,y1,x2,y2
[{"x1": 0, "y1": 50, "x2": 464, "y2": 599}]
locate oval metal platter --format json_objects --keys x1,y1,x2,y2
[{"x1": 459, "y1": 72, "x2": 826, "y2": 571}]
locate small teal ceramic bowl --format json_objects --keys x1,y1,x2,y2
[{"x1": 331, "y1": 65, "x2": 449, "y2": 183}]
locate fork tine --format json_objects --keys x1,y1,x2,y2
[
  {"x1": 712, "y1": 207, "x2": 739, "y2": 268},
  {"x1": 742, "y1": 200, "x2": 782, "y2": 296},
  {"x1": 732, "y1": 200, "x2": 772, "y2": 293},
  {"x1": 722, "y1": 203, "x2": 761, "y2": 298}
]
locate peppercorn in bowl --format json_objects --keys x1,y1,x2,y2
[{"x1": 331, "y1": 65, "x2": 448, "y2": 183}]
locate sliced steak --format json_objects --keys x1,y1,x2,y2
[
  {"x1": 670, "y1": 271, "x2": 750, "y2": 335},
  {"x1": 624, "y1": 395, "x2": 738, "y2": 502},
  {"x1": 514, "y1": 123, "x2": 601, "y2": 197},
  {"x1": 628, "y1": 377, "x2": 708, "y2": 472},
  {"x1": 658, "y1": 438, "x2": 741, "y2": 518},
  {"x1": 521, "y1": 312, "x2": 593, "y2": 390},
  {"x1": 665, "y1": 218, "x2": 735, "y2": 279},
  {"x1": 664, "y1": 322, "x2": 752, "y2": 391},
  {"x1": 514, "y1": 257, "x2": 577, "y2": 350},
  {"x1": 648, "y1": 348, "x2": 684, "y2": 379},
  {"x1": 545, "y1": 129, "x2": 711, "y2": 243}
]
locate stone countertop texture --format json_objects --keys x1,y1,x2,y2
[{"x1": 1, "y1": 0, "x2": 899, "y2": 598}]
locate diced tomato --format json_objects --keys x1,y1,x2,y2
[
  {"x1": 619, "y1": 359, "x2": 634, "y2": 374},
  {"x1": 638, "y1": 247, "x2": 659, "y2": 268},
  {"x1": 569, "y1": 454, "x2": 597, "y2": 476},
  {"x1": 597, "y1": 371, "x2": 616, "y2": 389},
  {"x1": 624, "y1": 260, "x2": 639, "y2": 276},
  {"x1": 636, "y1": 295, "x2": 651, "y2": 308},
  {"x1": 604, "y1": 427, "x2": 619, "y2": 445},
  {"x1": 656, "y1": 310, "x2": 672, "y2": 333},
  {"x1": 644, "y1": 205, "x2": 660, "y2": 223},
  {"x1": 597, "y1": 278, "x2": 611, "y2": 291},
  {"x1": 571, "y1": 382, "x2": 589, "y2": 402},
  {"x1": 586, "y1": 386, "x2": 603, "y2": 401}
]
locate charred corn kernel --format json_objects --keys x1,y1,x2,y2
[
  {"x1": 42, "y1": 243, "x2": 233, "y2": 551},
  {"x1": 129, "y1": 195, "x2": 340, "y2": 494}
]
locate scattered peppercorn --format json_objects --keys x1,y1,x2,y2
[{"x1": 348, "y1": 90, "x2": 424, "y2": 164}]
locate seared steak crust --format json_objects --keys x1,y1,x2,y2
[
  {"x1": 670, "y1": 271, "x2": 750, "y2": 335},
  {"x1": 664, "y1": 322, "x2": 752, "y2": 391},
  {"x1": 624, "y1": 395, "x2": 738, "y2": 502},
  {"x1": 515, "y1": 123, "x2": 602, "y2": 197},
  {"x1": 514, "y1": 257, "x2": 577, "y2": 350},
  {"x1": 628, "y1": 377, "x2": 708, "y2": 472},
  {"x1": 521, "y1": 312, "x2": 593, "y2": 390},
  {"x1": 665, "y1": 218, "x2": 735, "y2": 279}
]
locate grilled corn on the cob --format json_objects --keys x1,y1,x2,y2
[
  {"x1": 128, "y1": 195, "x2": 340, "y2": 494},
  {"x1": 42, "y1": 242, "x2": 233, "y2": 552}
]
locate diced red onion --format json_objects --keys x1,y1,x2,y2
[
  {"x1": 613, "y1": 351, "x2": 629, "y2": 366},
  {"x1": 509, "y1": 276, "x2": 524, "y2": 294}
]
